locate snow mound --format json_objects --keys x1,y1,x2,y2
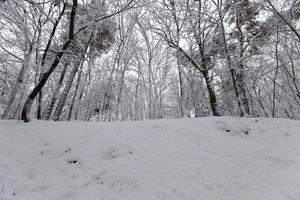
[{"x1": 1, "y1": 117, "x2": 300, "y2": 200}]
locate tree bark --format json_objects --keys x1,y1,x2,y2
[{"x1": 202, "y1": 70, "x2": 220, "y2": 116}]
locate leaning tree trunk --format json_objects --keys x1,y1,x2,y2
[
  {"x1": 67, "y1": 63, "x2": 83, "y2": 121},
  {"x1": 52, "y1": 59, "x2": 82, "y2": 121},
  {"x1": 21, "y1": 0, "x2": 78, "y2": 122},
  {"x1": 74, "y1": 81, "x2": 85, "y2": 120},
  {"x1": 61, "y1": 28, "x2": 94, "y2": 122},
  {"x1": 74, "y1": 66, "x2": 90, "y2": 120},
  {"x1": 44, "y1": 63, "x2": 68, "y2": 120}
]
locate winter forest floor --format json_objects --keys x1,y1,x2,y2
[{"x1": 0, "y1": 117, "x2": 300, "y2": 200}]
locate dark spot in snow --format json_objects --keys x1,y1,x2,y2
[
  {"x1": 40, "y1": 151, "x2": 45, "y2": 155},
  {"x1": 67, "y1": 159, "x2": 78, "y2": 164},
  {"x1": 254, "y1": 120, "x2": 259, "y2": 123},
  {"x1": 12, "y1": 191, "x2": 16, "y2": 196},
  {"x1": 286, "y1": 133, "x2": 290, "y2": 136},
  {"x1": 225, "y1": 129, "x2": 231, "y2": 132},
  {"x1": 243, "y1": 130, "x2": 249, "y2": 135},
  {"x1": 128, "y1": 150, "x2": 133, "y2": 154}
]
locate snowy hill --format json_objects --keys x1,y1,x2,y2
[{"x1": 1, "y1": 117, "x2": 300, "y2": 200}]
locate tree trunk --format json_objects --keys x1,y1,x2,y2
[
  {"x1": 52, "y1": 60, "x2": 82, "y2": 121},
  {"x1": 74, "y1": 67, "x2": 88, "y2": 120},
  {"x1": 272, "y1": 26, "x2": 280, "y2": 118},
  {"x1": 177, "y1": 61, "x2": 185, "y2": 117},
  {"x1": 67, "y1": 62, "x2": 83, "y2": 121},
  {"x1": 235, "y1": 9, "x2": 250, "y2": 116},
  {"x1": 114, "y1": 66, "x2": 125, "y2": 120},
  {"x1": 37, "y1": 91, "x2": 43, "y2": 119},
  {"x1": 134, "y1": 63, "x2": 141, "y2": 120},
  {"x1": 202, "y1": 70, "x2": 220, "y2": 116},
  {"x1": 44, "y1": 63, "x2": 68, "y2": 120}
]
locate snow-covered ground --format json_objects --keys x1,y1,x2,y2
[{"x1": 1, "y1": 117, "x2": 300, "y2": 200}]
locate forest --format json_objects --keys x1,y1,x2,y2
[{"x1": 1, "y1": 0, "x2": 300, "y2": 122}]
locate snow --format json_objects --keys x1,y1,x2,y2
[{"x1": 1, "y1": 117, "x2": 300, "y2": 200}]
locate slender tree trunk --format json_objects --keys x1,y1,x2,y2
[
  {"x1": 170, "y1": 1, "x2": 185, "y2": 118},
  {"x1": 272, "y1": 26, "x2": 280, "y2": 118},
  {"x1": 67, "y1": 62, "x2": 83, "y2": 121},
  {"x1": 74, "y1": 67, "x2": 89, "y2": 120},
  {"x1": 114, "y1": 66, "x2": 126, "y2": 120},
  {"x1": 147, "y1": 62, "x2": 153, "y2": 119},
  {"x1": 134, "y1": 63, "x2": 140, "y2": 120},
  {"x1": 52, "y1": 59, "x2": 82, "y2": 121},
  {"x1": 35, "y1": 24, "x2": 43, "y2": 120},
  {"x1": 37, "y1": 91, "x2": 42, "y2": 119},
  {"x1": 177, "y1": 57, "x2": 185, "y2": 117},
  {"x1": 44, "y1": 63, "x2": 68, "y2": 120}
]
